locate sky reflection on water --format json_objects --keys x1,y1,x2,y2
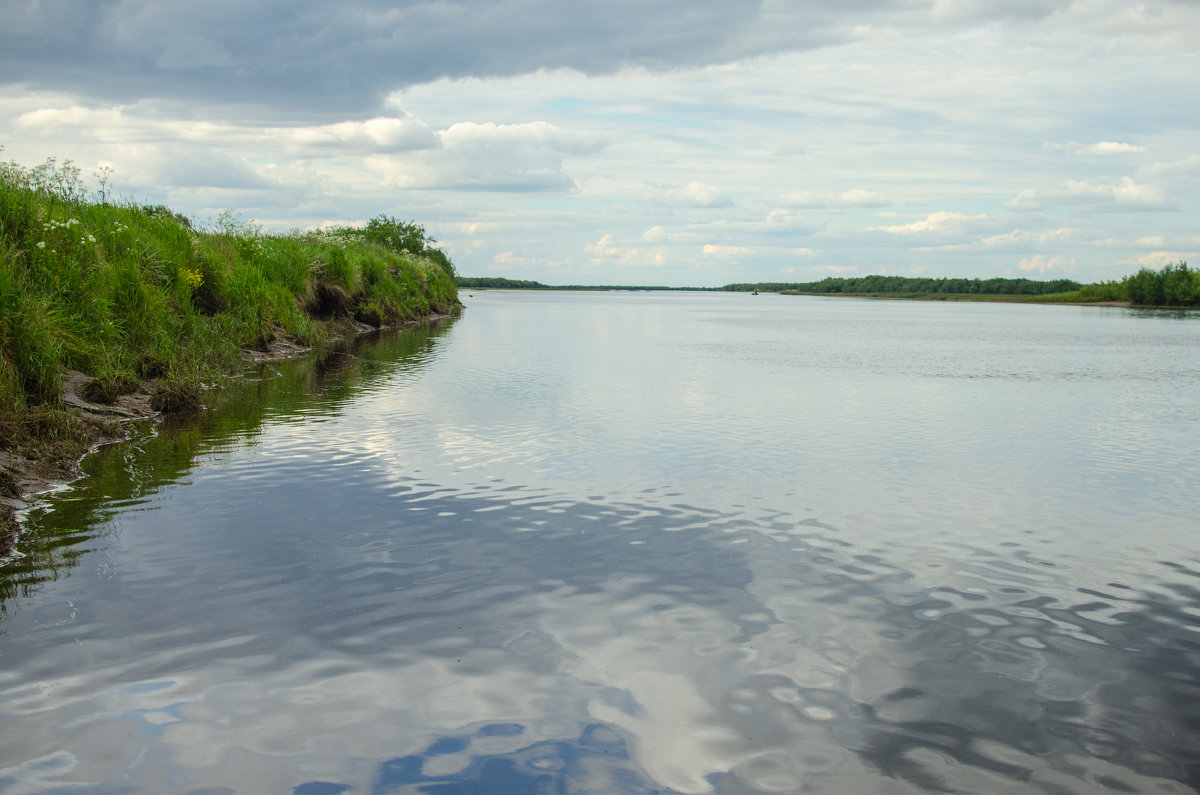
[{"x1": 2, "y1": 292, "x2": 1199, "y2": 794}]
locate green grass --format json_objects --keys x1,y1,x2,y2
[{"x1": 0, "y1": 156, "x2": 461, "y2": 420}]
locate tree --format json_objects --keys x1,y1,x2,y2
[{"x1": 363, "y1": 215, "x2": 456, "y2": 279}]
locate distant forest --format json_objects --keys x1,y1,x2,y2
[
  {"x1": 723, "y1": 275, "x2": 1082, "y2": 295},
  {"x1": 457, "y1": 277, "x2": 549, "y2": 289},
  {"x1": 459, "y1": 263, "x2": 1200, "y2": 307},
  {"x1": 456, "y1": 277, "x2": 706, "y2": 291}
]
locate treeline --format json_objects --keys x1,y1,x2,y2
[
  {"x1": 725, "y1": 275, "x2": 1082, "y2": 295},
  {"x1": 726, "y1": 264, "x2": 1199, "y2": 307},
  {"x1": 456, "y1": 277, "x2": 710, "y2": 292},
  {"x1": 457, "y1": 276, "x2": 548, "y2": 289}
]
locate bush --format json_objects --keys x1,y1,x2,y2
[{"x1": 1125, "y1": 262, "x2": 1198, "y2": 307}]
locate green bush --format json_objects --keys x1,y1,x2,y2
[{"x1": 1124, "y1": 262, "x2": 1197, "y2": 307}]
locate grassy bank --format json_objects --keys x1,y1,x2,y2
[{"x1": 0, "y1": 156, "x2": 460, "y2": 553}]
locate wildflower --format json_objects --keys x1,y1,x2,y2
[
  {"x1": 36, "y1": 241, "x2": 46, "y2": 249},
  {"x1": 182, "y1": 268, "x2": 204, "y2": 290},
  {"x1": 88, "y1": 234, "x2": 96, "y2": 243}
]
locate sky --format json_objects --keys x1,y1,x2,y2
[{"x1": 2, "y1": 0, "x2": 1198, "y2": 287}]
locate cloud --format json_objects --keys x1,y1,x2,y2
[
  {"x1": 925, "y1": 0, "x2": 1064, "y2": 26},
  {"x1": 761, "y1": 210, "x2": 824, "y2": 235},
  {"x1": 586, "y1": 234, "x2": 666, "y2": 267},
  {"x1": 701, "y1": 244, "x2": 751, "y2": 258},
  {"x1": 650, "y1": 182, "x2": 733, "y2": 208},
  {"x1": 1007, "y1": 177, "x2": 1170, "y2": 211},
  {"x1": 1017, "y1": 254, "x2": 1075, "y2": 273},
  {"x1": 491, "y1": 250, "x2": 568, "y2": 270},
  {"x1": 1138, "y1": 154, "x2": 1200, "y2": 180},
  {"x1": 874, "y1": 211, "x2": 991, "y2": 235},
  {"x1": 3, "y1": 0, "x2": 1198, "y2": 126},
  {"x1": 814, "y1": 265, "x2": 858, "y2": 274},
  {"x1": 641, "y1": 226, "x2": 669, "y2": 243},
  {"x1": 777, "y1": 188, "x2": 889, "y2": 209},
  {"x1": 0, "y1": 0, "x2": 877, "y2": 116},
  {"x1": 367, "y1": 121, "x2": 602, "y2": 191},
  {"x1": 1047, "y1": 141, "x2": 1147, "y2": 156},
  {"x1": 981, "y1": 227, "x2": 1078, "y2": 249},
  {"x1": 1120, "y1": 251, "x2": 1194, "y2": 268},
  {"x1": 287, "y1": 116, "x2": 439, "y2": 152}
]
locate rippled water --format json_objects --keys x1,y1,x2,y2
[{"x1": 2, "y1": 291, "x2": 1199, "y2": 794}]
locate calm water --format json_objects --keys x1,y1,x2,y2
[{"x1": 2, "y1": 291, "x2": 1199, "y2": 794}]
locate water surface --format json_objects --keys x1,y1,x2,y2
[{"x1": 2, "y1": 291, "x2": 1199, "y2": 793}]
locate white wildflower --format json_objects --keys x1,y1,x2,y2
[{"x1": 36, "y1": 241, "x2": 46, "y2": 249}]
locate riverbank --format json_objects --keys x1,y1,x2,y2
[{"x1": 1, "y1": 157, "x2": 461, "y2": 557}]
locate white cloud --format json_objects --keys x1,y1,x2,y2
[
  {"x1": 981, "y1": 227, "x2": 1078, "y2": 248},
  {"x1": 367, "y1": 121, "x2": 602, "y2": 191},
  {"x1": 760, "y1": 210, "x2": 824, "y2": 235},
  {"x1": 1139, "y1": 154, "x2": 1200, "y2": 180},
  {"x1": 778, "y1": 188, "x2": 889, "y2": 209},
  {"x1": 1007, "y1": 177, "x2": 1170, "y2": 211},
  {"x1": 874, "y1": 211, "x2": 991, "y2": 235},
  {"x1": 814, "y1": 265, "x2": 858, "y2": 274},
  {"x1": 651, "y1": 182, "x2": 733, "y2": 208},
  {"x1": 586, "y1": 234, "x2": 666, "y2": 267},
  {"x1": 287, "y1": 117, "x2": 439, "y2": 152},
  {"x1": 1018, "y1": 254, "x2": 1076, "y2": 273},
  {"x1": 1047, "y1": 141, "x2": 1147, "y2": 156},
  {"x1": 1120, "y1": 251, "x2": 1194, "y2": 268},
  {"x1": 641, "y1": 225, "x2": 670, "y2": 243},
  {"x1": 490, "y1": 251, "x2": 568, "y2": 270},
  {"x1": 701, "y1": 244, "x2": 751, "y2": 258}
]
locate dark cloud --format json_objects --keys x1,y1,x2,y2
[{"x1": 1, "y1": 0, "x2": 903, "y2": 118}]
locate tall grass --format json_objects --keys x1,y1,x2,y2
[{"x1": 0, "y1": 155, "x2": 460, "y2": 417}]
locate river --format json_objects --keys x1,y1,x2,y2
[{"x1": 2, "y1": 290, "x2": 1198, "y2": 793}]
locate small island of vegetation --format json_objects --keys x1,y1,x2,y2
[{"x1": 1, "y1": 155, "x2": 460, "y2": 554}]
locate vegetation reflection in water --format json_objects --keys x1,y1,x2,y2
[
  {"x1": 1, "y1": 294, "x2": 1199, "y2": 794},
  {"x1": 0, "y1": 320, "x2": 456, "y2": 622}
]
